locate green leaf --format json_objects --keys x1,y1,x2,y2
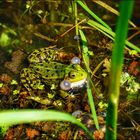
[
  {"x1": 0, "y1": 110, "x2": 94, "y2": 139},
  {"x1": 0, "y1": 32, "x2": 11, "y2": 47},
  {"x1": 10, "y1": 80, "x2": 18, "y2": 85},
  {"x1": 76, "y1": 0, "x2": 111, "y2": 30},
  {"x1": 0, "y1": 83, "x2": 3, "y2": 88},
  {"x1": 13, "y1": 90, "x2": 20, "y2": 95}
]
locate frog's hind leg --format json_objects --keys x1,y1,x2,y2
[{"x1": 20, "y1": 68, "x2": 44, "y2": 91}]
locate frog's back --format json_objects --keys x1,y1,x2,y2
[
  {"x1": 31, "y1": 62, "x2": 67, "y2": 83},
  {"x1": 28, "y1": 47, "x2": 59, "y2": 63}
]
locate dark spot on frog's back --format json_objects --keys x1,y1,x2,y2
[
  {"x1": 25, "y1": 71, "x2": 30, "y2": 77},
  {"x1": 50, "y1": 73, "x2": 54, "y2": 77},
  {"x1": 54, "y1": 65, "x2": 59, "y2": 69},
  {"x1": 36, "y1": 53, "x2": 41, "y2": 58},
  {"x1": 38, "y1": 63, "x2": 44, "y2": 66},
  {"x1": 21, "y1": 69, "x2": 28, "y2": 77},
  {"x1": 28, "y1": 51, "x2": 38, "y2": 59},
  {"x1": 41, "y1": 48, "x2": 48, "y2": 52},
  {"x1": 47, "y1": 54, "x2": 52, "y2": 59},
  {"x1": 35, "y1": 67, "x2": 40, "y2": 72}
]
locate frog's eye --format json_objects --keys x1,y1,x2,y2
[
  {"x1": 60, "y1": 80, "x2": 71, "y2": 91},
  {"x1": 71, "y1": 57, "x2": 81, "y2": 64},
  {"x1": 69, "y1": 71, "x2": 77, "y2": 79}
]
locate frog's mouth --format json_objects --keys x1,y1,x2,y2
[
  {"x1": 70, "y1": 78, "x2": 87, "y2": 89},
  {"x1": 60, "y1": 78, "x2": 87, "y2": 91}
]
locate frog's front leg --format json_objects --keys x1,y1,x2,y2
[
  {"x1": 20, "y1": 68, "x2": 45, "y2": 91},
  {"x1": 59, "y1": 90, "x2": 76, "y2": 100},
  {"x1": 27, "y1": 96, "x2": 64, "y2": 108},
  {"x1": 26, "y1": 96, "x2": 53, "y2": 105}
]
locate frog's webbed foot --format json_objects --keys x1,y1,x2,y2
[{"x1": 20, "y1": 68, "x2": 44, "y2": 91}]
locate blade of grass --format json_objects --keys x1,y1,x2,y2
[
  {"x1": 79, "y1": 29, "x2": 99, "y2": 130},
  {"x1": 87, "y1": 20, "x2": 114, "y2": 41},
  {"x1": 0, "y1": 109, "x2": 94, "y2": 139},
  {"x1": 73, "y1": 0, "x2": 81, "y2": 52},
  {"x1": 79, "y1": 29, "x2": 90, "y2": 72},
  {"x1": 105, "y1": 1, "x2": 134, "y2": 139},
  {"x1": 76, "y1": 0, "x2": 112, "y2": 30},
  {"x1": 87, "y1": 19, "x2": 140, "y2": 53},
  {"x1": 92, "y1": 0, "x2": 136, "y2": 28}
]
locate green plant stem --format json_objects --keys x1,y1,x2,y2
[
  {"x1": 87, "y1": 82, "x2": 99, "y2": 130},
  {"x1": 87, "y1": 20, "x2": 140, "y2": 53},
  {"x1": 74, "y1": 1, "x2": 78, "y2": 35},
  {"x1": 76, "y1": 0, "x2": 111, "y2": 30},
  {"x1": 73, "y1": 1, "x2": 81, "y2": 52},
  {"x1": 105, "y1": 1, "x2": 134, "y2": 139},
  {"x1": 79, "y1": 29, "x2": 99, "y2": 130}
]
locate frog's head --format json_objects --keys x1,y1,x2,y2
[{"x1": 60, "y1": 64, "x2": 87, "y2": 91}]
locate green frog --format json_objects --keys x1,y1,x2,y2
[{"x1": 20, "y1": 46, "x2": 87, "y2": 106}]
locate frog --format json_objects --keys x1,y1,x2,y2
[{"x1": 20, "y1": 46, "x2": 87, "y2": 107}]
